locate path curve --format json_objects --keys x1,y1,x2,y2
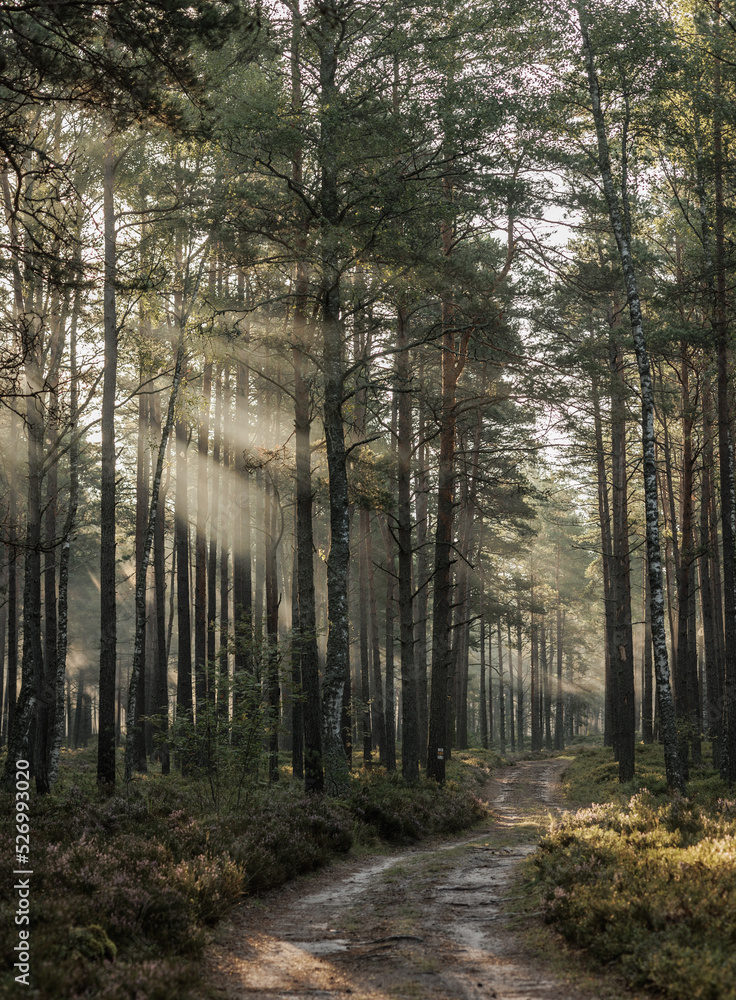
[{"x1": 206, "y1": 758, "x2": 596, "y2": 1000}]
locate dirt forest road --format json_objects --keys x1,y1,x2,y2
[{"x1": 206, "y1": 759, "x2": 600, "y2": 1000}]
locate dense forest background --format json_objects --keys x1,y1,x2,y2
[{"x1": 0, "y1": 0, "x2": 734, "y2": 797}]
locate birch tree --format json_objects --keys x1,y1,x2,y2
[{"x1": 575, "y1": 0, "x2": 685, "y2": 792}]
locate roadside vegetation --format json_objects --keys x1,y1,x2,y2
[
  {"x1": 0, "y1": 745, "x2": 496, "y2": 1000},
  {"x1": 527, "y1": 742, "x2": 736, "y2": 1000}
]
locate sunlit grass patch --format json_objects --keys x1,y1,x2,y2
[
  {"x1": 448, "y1": 747, "x2": 505, "y2": 778},
  {"x1": 560, "y1": 740, "x2": 725, "y2": 805}
]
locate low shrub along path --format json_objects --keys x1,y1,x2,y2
[{"x1": 206, "y1": 758, "x2": 599, "y2": 1000}]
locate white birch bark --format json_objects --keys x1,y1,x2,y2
[{"x1": 577, "y1": 3, "x2": 685, "y2": 792}]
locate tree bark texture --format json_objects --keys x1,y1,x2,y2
[
  {"x1": 318, "y1": 3, "x2": 350, "y2": 795},
  {"x1": 579, "y1": 6, "x2": 685, "y2": 791},
  {"x1": 609, "y1": 333, "x2": 635, "y2": 781},
  {"x1": 195, "y1": 359, "x2": 212, "y2": 711},
  {"x1": 125, "y1": 338, "x2": 185, "y2": 781},
  {"x1": 397, "y1": 304, "x2": 419, "y2": 781},
  {"x1": 98, "y1": 138, "x2": 117, "y2": 790}
]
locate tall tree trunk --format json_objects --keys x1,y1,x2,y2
[
  {"x1": 516, "y1": 594, "x2": 524, "y2": 751},
  {"x1": 698, "y1": 125, "x2": 726, "y2": 769},
  {"x1": 1, "y1": 171, "x2": 24, "y2": 756},
  {"x1": 451, "y1": 470, "x2": 471, "y2": 750},
  {"x1": 700, "y1": 377, "x2": 721, "y2": 759},
  {"x1": 253, "y1": 468, "x2": 265, "y2": 661},
  {"x1": 497, "y1": 623, "x2": 506, "y2": 753},
  {"x1": 660, "y1": 410, "x2": 681, "y2": 656},
  {"x1": 676, "y1": 343, "x2": 700, "y2": 768},
  {"x1": 342, "y1": 518, "x2": 354, "y2": 765},
  {"x1": 40, "y1": 119, "x2": 67, "y2": 781},
  {"x1": 289, "y1": 0, "x2": 305, "y2": 784},
  {"x1": 657, "y1": 416, "x2": 679, "y2": 671},
  {"x1": 591, "y1": 368, "x2": 616, "y2": 747},
  {"x1": 6, "y1": 407, "x2": 18, "y2": 745},
  {"x1": 317, "y1": 3, "x2": 350, "y2": 795},
  {"x1": 151, "y1": 392, "x2": 170, "y2": 773},
  {"x1": 579, "y1": 7, "x2": 684, "y2": 791},
  {"x1": 531, "y1": 577, "x2": 541, "y2": 751},
  {"x1": 208, "y1": 365, "x2": 221, "y2": 709},
  {"x1": 132, "y1": 356, "x2": 150, "y2": 772},
  {"x1": 366, "y1": 517, "x2": 387, "y2": 765},
  {"x1": 175, "y1": 378, "x2": 193, "y2": 740},
  {"x1": 479, "y1": 610, "x2": 488, "y2": 749},
  {"x1": 396, "y1": 304, "x2": 418, "y2": 780},
  {"x1": 9, "y1": 328, "x2": 44, "y2": 790},
  {"x1": 381, "y1": 515, "x2": 397, "y2": 772},
  {"x1": 290, "y1": 516, "x2": 304, "y2": 779},
  {"x1": 0, "y1": 548, "x2": 7, "y2": 745},
  {"x1": 453, "y1": 414, "x2": 481, "y2": 754},
  {"x1": 233, "y1": 349, "x2": 252, "y2": 692},
  {"x1": 51, "y1": 292, "x2": 80, "y2": 782},
  {"x1": 555, "y1": 547, "x2": 564, "y2": 751},
  {"x1": 642, "y1": 552, "x2": 654, "y2": 743},
  {"x1": 358, "y1": 509, "x2": 372, "y2": 765},
  {"x1": 713, "y1": 1, "x2": 736, "y2": 782},
  {"x1": 219, "y1": 366, "x2": 231, "y2": 720},
  {"x1": 487, "y1": 615, "x2": 494, "y2": 745},
  {"x1": 508, "y1": 622, "x2": 515, "y2": 751},
  {"x1": 195, "y1": 360, "x2": 212, "y2": 713},
  {"x1": 72, "y1": 671, "x2": 84, "y2": 748},
  {"x1": 565, "y1": 642, "x2": 574, "y2": 743},
  {"x1": 542, "y1": 618, "x2": 552, "y2": 749},
  {"x1": 609, "y1": 332, "x2": 635, "y2": 780},
  {"x1": 125, "y1": 338, "x2": 185, "y2": 780},
  {"x1": 414, "y1": 367, "x2": 430, "y2": 757},
  {"x1": 426, "y1": 247, "x2": 464, "y2": 780},
  {"x1": 265, "y1": 475, "x2": 280, "y2": 782},
  {"x1": 98, "y1": 137, "x2": 117, "y2": 790},
  {"x1": 292, "y1": 270, "x2": 323, "y2": 792},
  {"x1": 39, "y1": 309, "x2": 62, "y2": 789}
]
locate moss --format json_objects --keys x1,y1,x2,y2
[{"x1": 68, "y1": 925, "x2": 118, "y2": 962}]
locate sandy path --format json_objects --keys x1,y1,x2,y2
[{"x1": 205, "y1": 758, "x2": 597, "y2": 1000}]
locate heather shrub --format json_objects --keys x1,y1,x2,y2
[
  {"x1": 170, "y1": 854, "x2": 244, "y2": 923},
  {"x1": 0, "y1": 744, "x2": 489, "y2": 1000},
  {"x1": 29, "y1": 954, "x2": 201, "y2": 1000},
  {"x1": 528, "y1": 744, "x2": 736, "y2": 999},
  {"x1": 349, "y1": 769, "x2": 486, "y2": 842},
  {"x1": 227, "y1": 790, "x2": 353, "y2": 890},
  {"x1": 89, "y1": 959, "x2": 202, "y2": 1000}
]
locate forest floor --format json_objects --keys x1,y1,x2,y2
[{"x1": 205, "y1": 758, "x2": 618, "y2": 1000}]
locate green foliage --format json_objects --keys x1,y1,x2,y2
[{"x1": 527, "y1": 743, "x2": 736, "y2": 999}]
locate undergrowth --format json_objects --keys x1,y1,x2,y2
[
  {"x1": 527, "y1": 742, "x2": 736, "y2": 1000},
  {"x1": 0, "y1": 744, "x2": 489, "y2": 1000}
]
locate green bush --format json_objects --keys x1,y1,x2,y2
[{"x1": 68, "y1": 926, "x2": 117, "y2": 962}]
